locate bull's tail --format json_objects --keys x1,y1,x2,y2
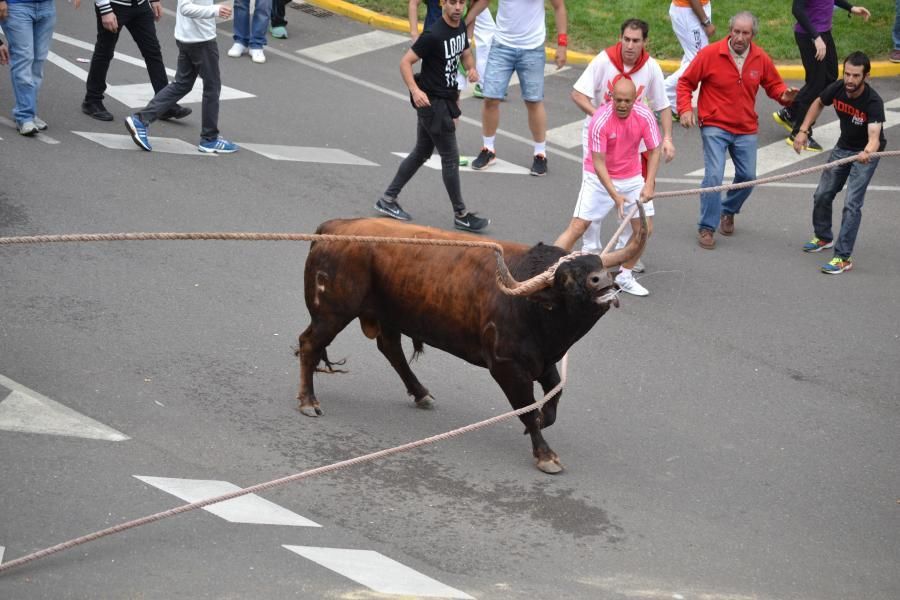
[
  {"x1": 294, "y1": 345, "x2": 348, "y2": 374},
  {"x1": 409, "y1": 339, "x2": 425, "y2": 363}
]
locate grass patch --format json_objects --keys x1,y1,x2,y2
[{"x1": 343, "y1": 0, "x2": 896, "y2": 61}]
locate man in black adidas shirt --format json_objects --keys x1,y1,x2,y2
[
  {"x1": 793, "y1": 51, "x2": 886, "y2": 274},
  {"x1": 375, "y1": 0, "x2": 490, "y2": 233}
]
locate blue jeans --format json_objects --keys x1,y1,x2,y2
[
  {"x1": 482, "y1": 42, "x2": 545, "y2": 101},
  {"x1": 698, "y1": 126, "x2": 757, "y2": 231},
  {"x1": 233, "y1": 0, "x2": 272, "y2": 49},
  {"x1": 1, "y1": 0, "x2": 56, "y2": 126},
  {"x1": 812, "y1": 146, "x2": 880, "y2": 259},
  {"x1": 893, "y1": 0, "x2": 900, "y2": 50}
]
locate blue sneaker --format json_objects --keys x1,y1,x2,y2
[
  {"x1": 821, "y1": 256, "x2": 853, "y2": 274},
  {"x1": 125, "y1": 115, "x2": 151, "y2": 151},
  {"x1": 198, "y1": 137, "x2": 239, "y2": 154},
  {"x1": 802, "y1": 236, "x2": 834, "y2": 253}
]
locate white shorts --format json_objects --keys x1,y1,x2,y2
[{"x1": 573, "y1": 172, "x2": 655, "y2": 222}]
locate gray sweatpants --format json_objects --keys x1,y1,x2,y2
[{"x1": 137, "y1": 39, "x2": 221, "y2": 142}]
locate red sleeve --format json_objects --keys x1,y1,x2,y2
[{"x1": 760, "y1": 52, "x2": 789, "y2": 105}]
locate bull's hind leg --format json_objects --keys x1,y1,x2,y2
[
  {"x1": 375, "y1": 328, "x2": 433, "y2": 408},
  {"x1": 296, "y1": 316, "x2": 352, "y2": 417}
]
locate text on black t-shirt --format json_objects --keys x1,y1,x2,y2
[
  {"x1": 819, "y1": 80, "x2": 887, "y2": 152},
  {"x1": 411, "y1": 17, "x2": 469, "y2": 99}
]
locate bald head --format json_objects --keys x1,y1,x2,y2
[{"x1": 612, "y1": 77, "x2": 637, "y2": 119}]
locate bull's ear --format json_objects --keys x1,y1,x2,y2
[{"x1": 526, "y1": 284, "x2": 562, "y2": 310}]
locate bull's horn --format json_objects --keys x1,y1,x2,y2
[
  {"x1": 598, "y1": 201, "x2": 648, "y2": 269},
  {"x1": 494, "y1": 254, "x2": 553, "y2": 296}
]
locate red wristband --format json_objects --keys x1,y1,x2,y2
[{"x1": 557, "y1": 33, "x2": 568, "y2": 47}]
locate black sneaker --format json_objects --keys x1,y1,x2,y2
[
  {"x1": 454, "y1": 212, "x2": 490, "y2": 232},
  {"x1": 772, "y1": 108, "x2": 794, "y2": 133},
  {"x1": 160, "y1": 104, "x2": 193, "y2": 121},
  {"x1": 471, "y1": 147, "x2": 496, "y2": 170},
  {"x1": 374, "y1": 197, "x2": 412, "y2": 221},
  {"x1": 788, "y1": 134, "x2": 824, "y2": 152},
  {"x1": 530, "y1": 154, "x2": 548, "y2": 176},
  {"x1": 81, "y1": 101, "x2": 114, "y2": 122}
]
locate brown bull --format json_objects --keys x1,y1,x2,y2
[{"x1": 296, "y1": 212, "x2": 646, "y2": 473}]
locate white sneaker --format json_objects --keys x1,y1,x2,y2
[
  {"x1": 249, "y1": 48, "x2": 266, "y2": 63},
  {"x1": 632, "y1": 259, "x2": 645, "y2": 273},
  {"x1": 33, "y1": 116, "x2": 48, "y2": 131},
  {"x1": 227, "y1": 43, "x2": 247, "y2": 58},
  {"x1": 17, "y1": 121, "x2": 38, "y2": 136},
  {"x1": 615, "y1": 273, "x2": 649, "y2": 297}
]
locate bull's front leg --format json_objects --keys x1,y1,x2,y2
[
  {"x1": 536, "y1": 364, "x2": 563, "y2": 430},
  {"x1": 296, "y1": 324, "x2": 324, "y2": 417},
  {"x1": 490, "y1": 364, "x2": 563, "y2": 474}
]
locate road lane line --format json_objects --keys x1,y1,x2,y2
[
  {"x1": 0, "y1": 374, "x2": 129, "y2": 441},
  {"x1": 283, "y1": 546, "x2": 474, "y2": 599},
  {"x1": 135, "y1": 476, "x2": 322, "y2": 526}
]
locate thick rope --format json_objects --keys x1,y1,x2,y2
[
  {"x1": 0, "y1": 355, "x2": 568, "y2": 575},
  {"x1": 0, "y1": 232, "x2": 585, "y2": 298},
  {"x1": 1, "y1": 151, "x2": 896, "y2": 575}
]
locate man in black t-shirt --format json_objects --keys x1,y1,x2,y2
[
  {"x1": 793, "y1": 51, "x2": 886, "y2": 274},
  {"x1": 374, "y1": 0, "x2": 490, "y2": 233}
]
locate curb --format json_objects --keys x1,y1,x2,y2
[{"x1": 302, "y1": 0, "x2": 900, "y2": 78}]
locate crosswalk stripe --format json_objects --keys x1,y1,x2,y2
[
  {"x1": 546, "y1": 118, "x2": 584, "y2": 149},
  {"x1": 297, "y1": 30, "x2": 408, "y2": 63},
  {"x1": 283, "y1": 546, "x2": 474, "y2": 599},
  {"x1": 134, "y1": 476, "x2": 322, "y2": 527},
  {"x1": 49, "y1": 35, "x2": 255, "y2": 108},
  {"x1": 0, "y1": 117, "x2": 60, "y2": 144},
  {"x1": 0, "y1": 545, "x2": 4, "y2": 564},
  {"x1": 74, "y1": 132, "x2": 212, "y2": 155},
  {"x1": 393, "y1": 152, "x2": 531, "y2": 175},
  {"x1": 0, "y1": 374, "x2": 129, "y2": 441},
  {"x1": 242, "y1": 143, "x2": 378, "y2": 165}
]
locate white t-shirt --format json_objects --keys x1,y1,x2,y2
[
  {"x1": 493, "y1": 0, "x2": 546, "y2": 49},
  {"x1": 573, "y1": 51, "x2": 669, "y2": 112}
]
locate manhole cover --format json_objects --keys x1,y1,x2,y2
[{"x1": 294, "y1": 2, "x2": 333, "y2": 17}]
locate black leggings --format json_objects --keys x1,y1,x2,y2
[{"x1": 791, "y1": 29, "x2": 838, "y2": 137}]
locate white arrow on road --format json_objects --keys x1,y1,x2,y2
[{"x1": 0, "y1": 374, "x2": 129, "y2": 441}]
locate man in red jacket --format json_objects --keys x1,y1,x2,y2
[{"x1": 677, "y1": 12, "x2": 799, "y2": 249}]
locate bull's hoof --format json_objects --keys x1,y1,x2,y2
[
  {"x1": 299, "y1": 404, "x2": 323, "y2": 417},
  {"x1": 536, "y1": 458, "x2": 564, "y2": 474},
  {"x1": 414, "y1": 394, "x2": 435, "y2": 409}
]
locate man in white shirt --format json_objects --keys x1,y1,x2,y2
[
  {"x1": 570, "y1": 18, "x2": 674, "y2": 285},
  {"x1": 466, "y1": 0, "x2": 567, "y2": 176}
]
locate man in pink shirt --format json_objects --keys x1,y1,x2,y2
[{"x1": 554, "y1": 77, "x2": 661, "y2": 296}]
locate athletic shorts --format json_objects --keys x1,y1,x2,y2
[{"x1": 573, "y1": 172, "x2": 655, "y2": 222}]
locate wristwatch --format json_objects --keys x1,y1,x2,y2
[{"x1": 702, "y1": 18, "x2": 712, "y2": 26}]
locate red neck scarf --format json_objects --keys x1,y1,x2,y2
[{"x1": 605, "y1": 42, "x2": 650, "y2": 79}]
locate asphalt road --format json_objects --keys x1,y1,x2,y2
[{"x1": 1, "y1": 5, "x2": 899, "y2": 600}]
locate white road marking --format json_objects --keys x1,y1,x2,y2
[
  {"x1": 0, "y1": 374, "x2": 129, "y2": 441},
  {"x1": 546, "y1": 118, "x2": 584, "y2": 149},
  {"x1": 0, "y1": 545, "x2": 5, "y2": 564},
  {"x1": 74, "y1": 131, "x2": 214, "y2": 155},
  {"x1": 134, "y1": 476, "x2": 321, "y2": 526},
  {"x1": 393, "y1": 152, "x2": 531, "y2": 175},
  {"x1": 0, "y1": 116, "x2": 61, "y2": 144},
  {"x1": 283, "y1": 546, "x2": 474, "y2": 599},
  {"x1": 242, "y1": 143, "x2": 378, "y2": 165},
  {"x1": 298, "y1": 30, "x2": 408, "y2": 63},
  {"x1": 49, "y1": 35, "x2": 255, "y2": 107}
]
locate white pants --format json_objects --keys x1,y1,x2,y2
[
  {"x1": 663, "y1": 3, "x2": 711, "y2": 110},
  {"x1": 575, "y1": 173, "x2": 655, "y2": 254},
  {"x1": 473, "y1": 9, "x2": 496, "y2": 81}
]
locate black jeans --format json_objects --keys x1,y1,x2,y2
[
  {"x1": 271, "y1": 0, "x2": 290, "y2": 27},
  {"x1": 85, "y1": 1, "x2": 168, "y2": 103},
  {"x1": 384, "y1": 102, "x2": 466, "y2": 215},
  {"x1": 137, "y1": 40, "x2": 221, "y2": 142},
  {"x1": 790, "y1": 29, "x2": 838, "y2": 137}
]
